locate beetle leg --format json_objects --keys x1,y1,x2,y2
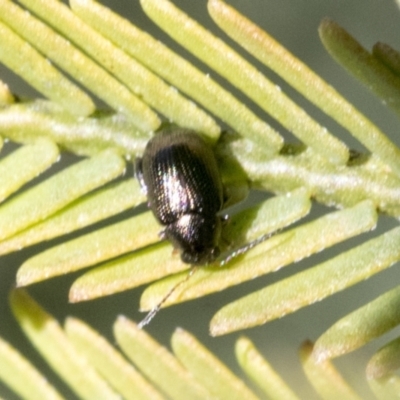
[
  {"x1": 159, "y1": 229, "x2": 181, "y2": 257},
  {"x1": 134, "y1": 157, "x2": 147, "y2": 195},
  {"x1": 159, "y1": 229, "x2": 167, "y2": 240},
  {"x1": 220, "y1": 214, "x2": 229, "y2": 224}
]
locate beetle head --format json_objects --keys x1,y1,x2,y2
[{"x1": 165, "y1": 213, "x2": 221, "y2": 265}]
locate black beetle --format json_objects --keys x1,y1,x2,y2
[{"x1": 135, "y1": 129, "x2": 224, "y2": 265}]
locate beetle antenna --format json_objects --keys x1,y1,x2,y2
[
  {"x1": 138, "y1": 267, "x2": 198, "y2": 328},
  {"x1": 219, "y1": 229, "x2": 281, "y2": 266}
]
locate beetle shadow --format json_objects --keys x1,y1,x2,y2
[
  {"x1": 211, "y1": 133, "x2": 280, "y2": 266},
  {"x1": 214, "y1": 131, "x2": 251, "y2": 209}
]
